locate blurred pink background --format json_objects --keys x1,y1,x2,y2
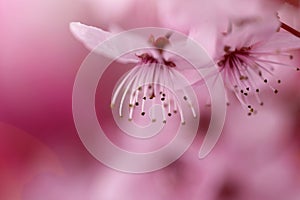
[{"x1": 1, "y1": 0, "x2": 300, "y2": 199}]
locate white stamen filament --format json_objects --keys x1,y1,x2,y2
[
  {"x1": 119, "y1": 68, "x2": 141, "y2": 117},
  {"x1": 111, "y1": 66, "x2": 139, "y2": 107},
  {"x1": 111, "y1": 53, "x2": 197, "y2": 124},
  {"x1": 168, "y1": 69, "x2": 186, "y2": 124},
  {"x1": 218, "y1": 44, "x2": 296, "y2": 114}
]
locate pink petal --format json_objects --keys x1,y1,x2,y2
[
  {"x1": 70, "y1": 22, "x2": 139, "y2": 64},
  {"x1": 255, "y1": 31, "x2": 300, "y2": 52}
]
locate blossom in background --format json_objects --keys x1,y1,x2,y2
[
  {"x1": 70, "y1": 22, "x2": 199, "y2": 124},
  {"x1": 215, "y1": 15, "x2": 300, "y2": 115}
]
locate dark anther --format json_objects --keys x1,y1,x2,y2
[
  {"x1": 141, "y1": 112, "x2": 145, "y2": 116},
  {"x1": 224, "y1": 45, "x2": 231, "y2": 53},
  {"x1": 256, "y1": 89, "x2": 259, "y2": 93},
  {"x1": 168, "y1": 113, "x2": 172, "y2": 117},
  {"x1": 277, "y1": 80, "x2": 281, "y2": 84},
  {"x1": 264, "y1": 79, "x2": 268, "y2": 83},
  {"x1": 164, "y1": 60, "x2": 176, "y2": 67},
  {"x1": 161, "y1": 98, "x2": 165, "y2": 101},
  {"x1": 143, "y1": 97, "x2": 146, "y2": 100},
  {"x1": 183, "y1": 96, "x2": 188, "y2": 101},
  {"x1": 218, "y1": 61, "x2": 224, "y2": 67},
  {"x1": 135, "y1": 102, "x2": 139, "y2": 106},
  {"x1": 274, "y1": 89, "x2": 278, "y2": 94},
  {"x1": 150, "y1": 93, "x2": 155, "y2": 99}
]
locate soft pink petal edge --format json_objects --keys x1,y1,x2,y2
[{"x1": 69, "y1": 22, "x2": 138, "y2": 64}]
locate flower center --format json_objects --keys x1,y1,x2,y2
[
  {"x1": 137, "y1": 53, "x2": 176, "y2": 68},
  {"x1": 111, "y1": 34, "x2": 196, "y2": 124},
  {"x1": 137, "y1": 33, "x2": 176, "y2": 67},
  {"x1": 217, "y1": 46, "x2": 251, "y2": 69},
  {"x1": 216, "y1": 40, "x2": 300, "y2": 116}
]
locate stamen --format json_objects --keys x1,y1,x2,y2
[
  {"x1": 111, "y1": 43, "x2": 197, "y2": 124},
  {"x1": 111, "y1": 66, "x2": 139, "y2": 109},
  {"x1": 119, "y1": 68, "x2": 141, "y2": 117},
  {"x1": 168, "y1": 69, "x2": 186, "y2": 124},
  {"x1": 161, "y1": 100, "x2": 166, "y2": 124}
]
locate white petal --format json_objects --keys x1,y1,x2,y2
[
  {"x1": 70, "y1": 22, "x2": 111, "y2": 50},
  {"x1": 70, "y1": 22, "x2": 139, "y2": 64}
]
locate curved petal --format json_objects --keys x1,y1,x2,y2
[{"x1": 70, "y1": 22, "x2": 139, "y2": 64}]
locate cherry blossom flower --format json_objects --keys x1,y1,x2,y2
[
  {"x1": 214, "y1": 15, "x2": 300, "y2": 115},
  {"x1": 70, "y1": 22, "x2": 199, "y2": 124}
]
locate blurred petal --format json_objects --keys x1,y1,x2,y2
[{"x1": 70, "y1": 22, "x2": 139, "y2": 63}]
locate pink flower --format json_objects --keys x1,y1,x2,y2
[
  {"x1": 70, "y1": 22, "x2": 199, "y2": 124},
  {"x1": 214, "y1": 15, "x2": 300, "y2": 114}
]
